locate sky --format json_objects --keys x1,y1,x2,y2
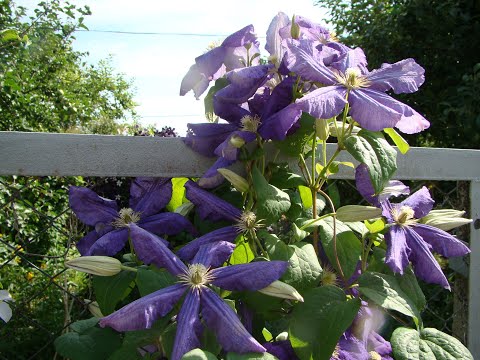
[{"x1": 20, "y1": 0, "x2": 329, "y2": 135}]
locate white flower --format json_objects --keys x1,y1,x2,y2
[{"x1": 0, "y1": 290, "x2": 13, "y2": 323}]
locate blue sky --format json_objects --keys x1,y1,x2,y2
[{"x1": 20, "y1": 0, "x2": 329, "y2": 135}]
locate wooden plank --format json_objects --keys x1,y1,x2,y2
[
  {"x1": 468, "y1": 180, "x2": 480, "y2": 358},
  {"x1": 1, "y1": 132, "x2": 480, "y2": 180}
]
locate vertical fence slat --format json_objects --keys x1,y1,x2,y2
[{"x1": 469, "y1": 180, "x2": 480, "y2": 358}]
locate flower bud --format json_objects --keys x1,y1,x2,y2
[
  {"x1": 419, "y1": 209, "x2": 472, "y2": 231},
  {"x1": 258, "y1": 280, "x2": 304, "y2": 302},
  {"x1": 66, "y1": 256, "x2": 122, "y2": 276},
  {"x1": 275, "y1": 332, "x2": 289, "y2": 342},
  {"x1": 85, "y1": 300, "x2": 103, "y2": 318},
  {"x1": 174, "y1": 202, "x2": 195, "y2": 216},
  {"x1": 217, "y1": 168, "x2": 249, "y2": 193},
  {"x1": 336, "y1": 205, "x2": 382, "y2": 222},
  {"x1": 315, "y1": 118, "x2": 330, "y2": 141},
  {"x1": 290, "y1": 15, "x2": 300, "y2": 39},
  {"x1": 229, "y1": 135, "x2": 245, "y2": 148}
]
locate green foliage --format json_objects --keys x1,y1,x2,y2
[
  {"x1": 182, "y1": 349, "x2": 219, "y2": 360},
  {"x1": 92, "y1": 271, "x2": 136, "y2": 315},
  {"x1": 0, "y1": 0, "x2": 137, "y2": 133},
  {"x1": 321, "y1": 0, "x2": 480, "y2": 148}
]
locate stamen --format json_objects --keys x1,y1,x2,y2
[
  {"x1": 240, "y1": 115, "x2": 262, "y2": 133},
  {"x1": 334, "y1": 67, "x2": 370, "y2": 90},
  {"x1": 234, "y1": 211, "x2": 263, "y2": 233},
  {"x1": 391, "y1": 205, "x2": 417, "y2": 226},
  {"x1": 369, "y1": 351, "x2": 382, "y2": 360},
  {"x1": 111, "y1": 208, "x2": 141, "y2": 228},
  {"x1": 177, "y1": 263, "x2": 215, "y2": 289}
]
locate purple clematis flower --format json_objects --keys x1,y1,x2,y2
[
  {"x1": 282, "y1": 39, "x2": 430, "y2": 134},
  {"x1": 99, "y1": 224, "x2": 288, "y2": 360},
  {"x1": 264, "y1": 340, "x2": 299, "y2": 360},
  {"x1": 69, "y1": 178, "x2": 195, "y2": 256},
  {"x1": 355, "y1": 167, "x2": 470, "y2": 289},
  {"x1": 180, "y1": 25, "x2": 259, "y2": 99}
]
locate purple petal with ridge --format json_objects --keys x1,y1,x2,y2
[
  {"x1": 261, "y1": 77, "x2": 296, "y2": 119},
  {"x1": 296, "y1": 85, "x2": 347, "y2": 120},
  {"x1": 99, "y1": 284, "x2": 186, "y2": 331},
  {"x1": 201, "y1": 287, "x2": 266, "y2": 353},
  {"x1": 184, "y1": 180, "x2": 242, "y2": 221},
  {"x1": 412, "y1": 224, "x2": 470, "y2": 257},
  {"x1": 264, "y1": 341, "x2": 299, "y2": 360},
  {"x1": 400, "y1": 187, "x2": 434, "y2": 219},
  {"x1": 69, "y1": 186, "x2": 118, "y2": 226},
  {"x1": 192, "y1": 241, "x2": 236, "y2": 268},
  {"x1": 284, "y1": 39, "x2": 337, "y2": 84},
  {"x1": 265, "y1": 12, "x2": 290, "y2": 59},
  {"x1": 366, "y1": 58, "x2": 425, "y2": 94},
  {"x1": 384, "y1": 225, "x2": 410, "y2": 274},
  {"x1": 355, "y1": 164, "x2": 378, "y2": 205},
  {"x1": 85, "y1": 228, "x2": 128, "y2": 256},
  {"x1": 180, "y1": 64, "x2": 206, "y2": 98},
  {"x1": 404, "y1": 227, "x2": 450, "y2": 289},
  {"x1": 195, "y1": 47, "x2": 226, "y2": 80},
  {"x1": 210, "y1": 261, "x2": 288, "y2": 291},
  {"x1": 221, "y1": 25, "x2": 256, "y2": 47},
  {"x1": 76, "y1": 230, "x2": 100, "y2": 256},
  {"x1": 394, "y1": 106, "x2": 430, "y2": 134},
  {"x1": 348, "y1": 89, "x2": 403, "y2": 131},
  {"x1": 184, "y1": 123, "x2": 238, "y2": 157},
  {"x1": 258, "y1": 103, "x2": 303, "y2": 141},
  {"x1": 177, "y1": 226, "x2": 240, "y2": 262},
  {"x1": 130, "y1": 223, "x2": 187, "y2": 276},
  {"x1": 213, "y1": 97, "x2": 250, "y2": 126},
  {"x1": 214, "y1": 130, "x2": 256, "y2": 160},
  {"x1": 368, "y1": 332, "x2": 392, "y2": 356},
  {"x1": 130, "y1": 177, "x2": 172, "y2": 217},
  {"x1": 330, "y1": 47, "x2": 368, "y2": 73},
  {"x1": 139, "y1": 212, "x2": 196, "y2": 236},
  {"x1": 197, "y1": 157, "x2": 236, "y2": 189},
  {"x1": 171, "y1": 289, "x2": 203, "y2": 360}
]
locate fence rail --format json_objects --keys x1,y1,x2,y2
[{"x1": 1, "y1": 131, "x2": 480, "y2": 357}]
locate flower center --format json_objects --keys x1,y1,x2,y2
[
  {"x1": 112, "y1": 208, "x2": 141, "y2": 228},
  {"x1": 331, "y1": 344, "x2": 341, "y2": 359},
  {"x1": 177, "y1": 264, "x2": 214, "y2": 288},
  {"x1": 234, "y1": 211, "x2": 263, "y2": 233},
  {"x1": 240, "y1": 115, "x2": 261, "y2": 133},
  {"x1": 391, "y1": 205, "x2": 416, "y2": 226},
  {"x1": 334, "y1": 67, "x2": 370, "y2": 90},
  {"x1": 369, "y1": 351, "x2": 382, "y2": 360}
]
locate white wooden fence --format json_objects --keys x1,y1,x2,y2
[{"x1": 1, "y1": 131, "x2": 479, "y2": 357}]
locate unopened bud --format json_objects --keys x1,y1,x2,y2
[
  {"x1": 229, "y1": 135, "x2": 245, "y2": 148},
  {"x1": 175, "y1": 202, "x2": 194, "y2": 216},
  {"x1": 66, "y1": 256, "x2": 122, "y2": 276},
  {"x1": 420, "y1": 209, "x2": 472, "y2": 231},
  {"x1": 315, "y1": 118, "x2": 330, "y2": 141},
  {"x1": 258, "y1": 280, "x2": 304, "y2": 302},
  {"x1": 275, "y1": 332, "x2": 289, "y2": 342},
  {"x1": 85, "y1": 300, "x2": 103, "y2": 318},
  {"x1": 290, "y1": 15, "x2": 300, "y2": 39},
  {"x1": 336, "y1": 205, "x2": 382, "y2": 222},
  {"x1": 217, "y1": 168, "x2": 249, "y2": 193}
]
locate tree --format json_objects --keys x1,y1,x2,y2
[
  {"x1": 320, "y1": 0, "x2": 480, "y2": 149},
  {"x1": 0, "y1": 0, "x2": 137, "y2": 133}
]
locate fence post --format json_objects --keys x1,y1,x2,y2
[{"x1": 468, "y1": 180, "x2": 480, "y2": 358}]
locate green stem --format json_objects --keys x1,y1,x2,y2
[
  {"x1": 250, "y1": 230, "x2": 268, "y2": 259},
  {"x1": 299, "y1": 154, "x2": 312, "y2": 184},
  {"x1": 120, "y1": 265, "x2": 138, "y2": 273}
]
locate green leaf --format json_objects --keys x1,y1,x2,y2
[
  {"x1": 391, "y1": 327, "x2": 473, "y2": 360},
  {"x1": 54, "y1": 326, "x2": 121, "y2": 360},
  {"x1": 274, "y1": 112, "x2": 315, "y2": 156},
  {"x1": 290, "y1": 222, "x2": 309, "y2": 242},
  {"x1": 289, "y1": 286, "x2": 361, "y2": 360},
  {"x1": 181, "y1": 348, "x2": 218, "y2": 360},
  {"x1": 204, "y1": 78, "x2": 229, "y2": 121},
  {"x1": 136, "y1": 266, "x2": 176, "y2": 297},
  {"x1": 166, "y1": 177, "x2": 188, "y2": 212},
  {"x1": 298, "y1": 185, "x2": 312, "y2": 209},
  {"x1": 269, "y1": 165, "x2": 307, "y2": 189},
  {"x1": 262, "y1": 328, "x2": 273, "y2": 341},
  {"x1": 364, "y1": 218, "x2": 385, "y2": 233},
  {"x1": 69, "y1": 317, "x2": 99, "y2": 333},
  {"x1": 317, "y1": 218, "x2": 362, "y2": 279},
  {"x1": 395, "y1": 267, "x2": 426, "y2": 313},
  {"x1": 1, "y1": 29, "x2": 20, "y2": 42},
  {"x1": 226, "y1": 352, "x2": 278, "y2": 360},
  {"x1": 357, "y1": 271, "x2": 422, "y2": 321},
  {"x1": 252, "y1": 166, "x2": 291, "y2": 224},
  {"x1": 92, "y1": 271, "x2": 136, "y2": 315},
  {"x1": 384, "y1": 128, "x2": 410, "y2": 154},
  {"x1": 344, "y1": 130, "x2": 397, "y2": 193},
  {"x1": 263, "y1": 233, "x2": 322, "y2": 291}
]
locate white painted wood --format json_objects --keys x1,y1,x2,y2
[
  {"x1": 468, "y1": 180, "x2": 480, "y2": 357},
  {"x1": 1, "y1": 132, "x2": 480, "y2": 179}
]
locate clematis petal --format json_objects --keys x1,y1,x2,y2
[
  {"x1": 192, "y1": 241, "x2": 236, "y2": 268},
  {"x1": 412, "y1": 224, "x2": 470, "y2": 257},
  {"x1": 130, "y1": 223, "x2": 187, "y2": 276},
  {"x1": 177, "y1": 226, "x2": 240, "y2": 262},
  {"x1": 76, "y1": 230, "x2": 101, "y2": 256},
  {"x1": 404, "y1": 227, "x2": 450, "y2": 289},
  {"x1": 265, "y1": 12, "x2": 290, "y2": 64},
  {"x1": 99, "y1": 284, "x2": 186, "y2": 331},
  {"x1": 139, "y1": 212, "x2": 196, "y2": 236},
  {"x1": 184, "y1": 123, "x2": 238, "y2": 157},
  {"x1": 264, "y1": 341, "x2": 299, "y2": 360},
  {"x1": 221, "y1": 24, "x2": 256, "y2": 47},
  {"x1": 213, "y1": 97, "x2": 251, "y2": 126},
  {"x1": 296, "y1": 86, "x2": 347, "y2": 122},
  {"x1": 284, "y1": 39, "x2": 337, "y2": 84},
  {"x1": 201, "y1": 287, "x2": 266, "y2": 353},
  {"x1": 214, "y1": 131, "x2": 256, "y2": 160},
  {"x1": 195, "y1": 47, "x2": 227, "y2": 81},
  {"x1": 171, "y1": 289, "x2": 203, "y2": 360},
  {"x1": 69, "y1": 186, "x2": 118, "y2": 226},
  {"x1": 338, "y1": 332, "x2": 369, "y2": 360},
  {"x1": 85, "y1": 228, "x2": 128, "y2": 256},
  {"x1": 0, "y1": 290, "x2": 12, "y2": 302},
  {"x1": 179, "y1": 64, "x2": 207, "y2": 98},
  {"x1": 366, "y1": 58, "x2": 425, "y2": 94},
  {"x1": 400, "y1": 186, "x2": 434, "y2": 219},
  {"x1": 258, "y1": 103, "x2": 303, "y2": 141},
  {"x1": 197, "y1": 157, "x2": 236, "y2": 189},
  {"x1": 261, "y1": 77, "x2": 296, "y2": 119},
  {"x1": 129, "y1": 177, "x2": 172, "y2": 217},
  {"x1": 0, "y1": 301, "x2": 13, "y2": 323},
  {"x1": 184, "y1": 180, "x2": 242, "y2": 221},
  {"x1": 384, "y1": 225, "x2": 410, "y2": 274},
  {"x1": 348, "y1": 89, "x2": 403, "y2": 131},
  {"x1": 210, "y1": 261, "x2": 288, "y2": 291},
  {"x1": 330, "y1": 47, "x2": 368, "y2": 73},
  {"x1": 368, "y1": 331, "x2": 392, "y2": 356},
  {"x1": 394, "y1": 106, "x2": 430, "y2": 134}
]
